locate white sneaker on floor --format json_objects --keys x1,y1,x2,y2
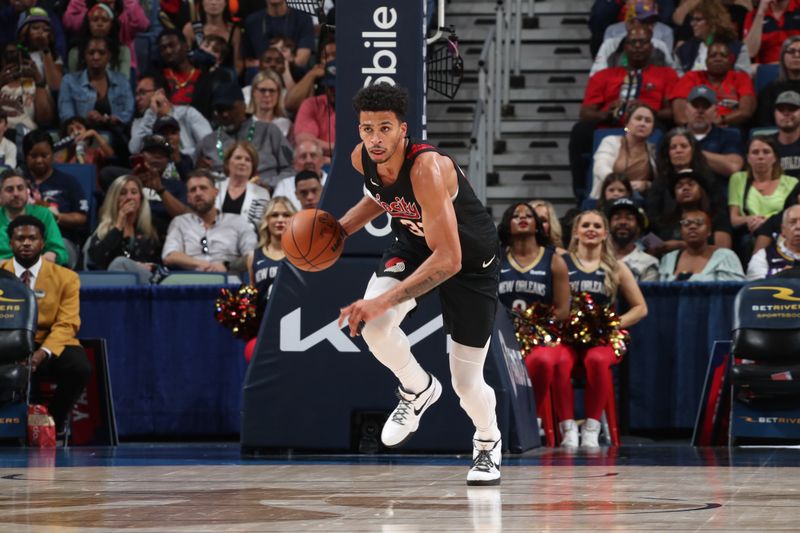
[
  {"x1": 559, "y1": 419, "x2": 579, "y2": 448},
  {"x1": 467, "y1": 437, "x2": 502, "y2": 486},
  {"x1": 581, "y1": 418, "x2": 601, "y2": 448},
  {"x1": 381, "y1": 373, "x2": 442, "y2": 448}
]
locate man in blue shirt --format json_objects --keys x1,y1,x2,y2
[{"x1": 684, "y1": 86, "x2": 744, "y2": 185}]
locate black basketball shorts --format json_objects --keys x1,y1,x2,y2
[{"x1": 375, "y1": 241, "x2": 499, "y2": 348}]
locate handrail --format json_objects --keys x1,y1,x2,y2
[{"x1": 426, "y1": 0, "x2": 447, "y2": 44}]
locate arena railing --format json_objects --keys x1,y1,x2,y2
[{"x1": 469, "y1": 0, "x2": 524, "y2": 204}]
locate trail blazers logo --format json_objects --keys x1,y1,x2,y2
[
  {"x1": 749, "y1": 286, "x2": 800, "y2": 302},
  {"x1": 384, "y1": 257, "x2": 406, "y2": 273}
]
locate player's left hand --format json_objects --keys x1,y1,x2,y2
[{"x1": 338, "y1": 297, "x2": 390, "y2": 337}]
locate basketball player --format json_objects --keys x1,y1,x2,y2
[{"x1": 337, "y1": 83, "x2": 502, "y2": 485}]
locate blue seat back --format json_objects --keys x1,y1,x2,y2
[{"x1": 0, "y1": 275, "x2": 37, "y2": 365}]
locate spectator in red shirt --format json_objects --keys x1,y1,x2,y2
[
  {"x1": 744, "y1": 0, "x2": 800, "y2": 64},
  {"x1": 671, "y1": 40, "x2": 756, "y2": 126},
  {"x1": 293, "y1": 61, "x2": 335, "y2": 161},
  {"x1": 569, "y1": 25, "x2": 678, "y2": 199}
]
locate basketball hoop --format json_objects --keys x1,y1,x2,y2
[{"x1": 427, "y1": 28, "x2": 463, "y2": 100}]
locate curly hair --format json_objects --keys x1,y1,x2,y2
[
  {"x1": 692, "y1": 0, "x2": 737, "y2": 42},
  {"x1": 352, "y1": 83, "x2": 408, "y2": 120},
  {"x1": 498, "y1": 202, "x2": 549, "y2": 248}
]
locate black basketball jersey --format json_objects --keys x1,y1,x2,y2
[
  {"x1": 252, "y1": 247, "x2": 282, "y2": 314},
  {"x1": 563, "y1": 253, "x2": 611, "y2": 306},
  {"x1": 361, "y1": 138, "x2": 498, "y2": 273},
  {"x1": 498, "y1": 247, "x2": 555, "y2": 311}
]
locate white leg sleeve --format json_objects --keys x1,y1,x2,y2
[
  {"x1": 450, "y1": 338, "x2": 500, "y2": 441},
  {"x1": 360, "y1": 275, "x2": 430, "y2": 394}
]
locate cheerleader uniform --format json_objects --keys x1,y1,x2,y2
[
  {"x1": 498, "y1": 247, "x2": 572, "y2": 422},
  {"x1": 562, "y1": 254, "x2": 619, "y2": 422},
  {"x1": 245, "y1": 247, "x2": 283, "y2": 362}
]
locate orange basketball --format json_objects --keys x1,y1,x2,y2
[{"x1": 281, "y1": 209, "x2": 345, "y2": 272}]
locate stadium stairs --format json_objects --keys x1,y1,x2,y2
[{"x1": 426, "y1": 0, "x2": 593, "y2": 218}]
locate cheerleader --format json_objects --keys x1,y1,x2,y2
[
  {"x1": 243, "y1": 196, "x2": 297, "y2": 361},
  {"x1": 561, "y1": 210, "x2": 647, "y2": 447},
  {"x1": 497, "y1": 203, "x2": 571, "y2": 443}
]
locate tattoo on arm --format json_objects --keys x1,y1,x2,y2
[{"x1": 387, "y1": 270, "x2": 452, "y2": 306}]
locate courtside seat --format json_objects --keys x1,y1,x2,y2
[
  {"x1": 730, "y1": 274, "x2": 800, "y2": 443},
  {"x1": 0, "y1": 274, "x2": 38, "y2": 441}
]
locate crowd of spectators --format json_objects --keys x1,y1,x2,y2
[
  {"x1": 0, "y1": 0, "x2": 335, "y2": 284},
  {"x1": 573, "y1": 0, "x2": 800, "y2": 281}
]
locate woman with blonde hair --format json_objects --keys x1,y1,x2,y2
[
  {"x1": 246, "y1": 69, "x2": 292, "y2": 139},
  {"x1": 529, "y1": 199, "x2": 566, "y2": 251},
  {"x1": 216, "y1": 140, "x2": 271, "y2": 229},
  {"x1": 86, "y1": 175, "x2": 160, "y2": 283},
  {"x1": 244, "y1": 196, "x2": 297, "y2": 362},
  {"x1": 557, "y1": 210, "x2": 647, "y2": 448}
]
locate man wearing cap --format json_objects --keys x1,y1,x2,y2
[
  {"x1": 769, "y1": 91, "x2": 800, "y2": 179},
  {"x1": 607, "y1": 198, "x2": 659, "y2": 281},
  {"x1": 591, "y1": 3, "x2": 676, "y2": 76},
  {"x1": 195, "y1": 82, "x2": 294, "y2": 188},
  {"x1": 129, "y1": 71, "x2": 212, "y2": 157},
  {"x1": 671, "y1": 41, "x2": 756, "y2": 127},
  {"x1": 603, "y1": 1, "x2": 674, "y2": 48},
  {"x1": 748, "y1": 204, "x2": 800, "y2": 279},
  {"x1": 682, "y1": 85, "x2": 744, "y2": 181},
  {"x1": 589, "y1": 0, "x2": 675, "y2": 56},
  {"x1": 152, "y1": 116, "x2": 194, "y2": 182}
]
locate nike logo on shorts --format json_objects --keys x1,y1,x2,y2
[{"x1": 482, "y1": 255, "x2": 495, "y2": 268}]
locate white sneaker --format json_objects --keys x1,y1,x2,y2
[
  {"x1": 581, "y1": 418, "x2": 601, "y2": 448},
  {"x1": 559, "y1": 419, "x2": 579, "y2": 448},
  {"x1": 381, "y1": 374, "x2": 442, "y2": 448},
  {"x1": 467, "y1": 437, "x2": 502, "y2": 486}
]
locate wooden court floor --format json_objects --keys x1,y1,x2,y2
[{"x1": 0, "y1": 444, "x2": 798, "y2": 531}]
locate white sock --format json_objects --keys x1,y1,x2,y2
[{"x1": 450, "y1": 339, "x2": 500, "y2": 442}]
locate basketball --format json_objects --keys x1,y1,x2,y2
[{"x1": 281, "y1": 209, "x2": 345, "y2": 272}]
